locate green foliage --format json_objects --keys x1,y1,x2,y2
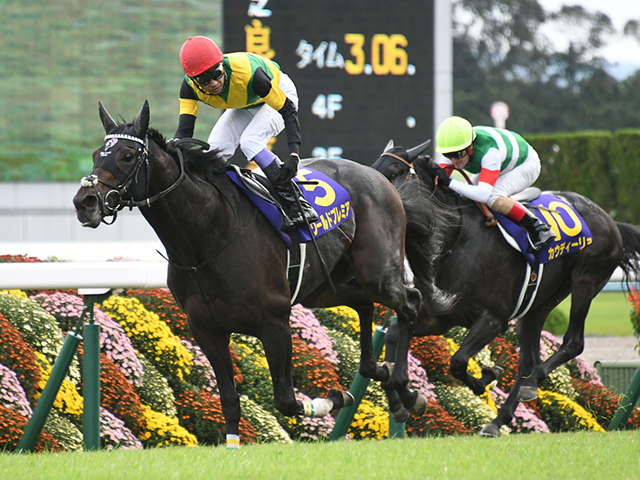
[
  {"x1": 135, "y1": 355, "x2": 177, "y2": 419},
  {"x1": 528, "y1": 131, "x2": 614, "y2": 213},
  {"x1": 610, "y1": 130, "x2": 640, "y2": 223},
  {"x1": 0, "y1": 0, "x2": 223, "y2": 181},
  {"x1": 43, "y1": 410, "x2": 83, "y2": 452},
  {"x1": 544, "y1": 308, "x2": 569, "y2": 335}
]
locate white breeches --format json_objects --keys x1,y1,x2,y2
[
  {"x1": 206, "y1": 73, "x2": 298, "y2": 161},
  {"x1": 485, "y1": 149, "x2": 541, "y2": 209}
]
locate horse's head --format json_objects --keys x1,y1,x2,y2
[
  {"x1": 370, "y1": 139, "x2": 431, "y2": 182},
  {"x1": 73, "y1": 100, "x2": 159, "y2": 228}
]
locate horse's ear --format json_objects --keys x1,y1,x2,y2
[
  {"x1": 406, "y1": 139, "x2": 431, "y2": 161},
  {"x1": 98, "y1": 101, "x2": 118, "y2": 134},
  {"x1": 383, "y1": 140, "x2": 394, "y2": 153},
  {"x1": 134, "y1": 100, "x2": 150, "y2": 138}
]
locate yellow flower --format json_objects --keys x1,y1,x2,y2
[
  {"x1": 538, "y1": 390, "x2": 605, "y2": 432},
  {"x1": 34, "y1": 352, "x2": 84, "y2": 418},
  {"x1": 140, "y1": 405, "x2": 198, "y2": 447},
  {"x1": 0, "y1": 290, "x2": 28, "y2": 298}
]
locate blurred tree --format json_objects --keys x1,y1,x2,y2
[{"x1": 452, "y1": 0, "x2": 640, "y2": 133}]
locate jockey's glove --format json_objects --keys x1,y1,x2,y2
[
  {"x1": 276, "y1": 153, "x2": 300, "y2": 186},
  {"x1": 435, "y1": 168, "x2": 451, "y2": 187},
  {"x1": 425, "y1": 161, "x2": 451, "y2": 187}
]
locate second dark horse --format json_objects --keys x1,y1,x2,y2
[{"x1": 372, "y1": 144, "x2": 640, "y2": 435}]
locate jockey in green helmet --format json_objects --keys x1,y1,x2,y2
[{"x1": 433, "y1": 116, "x2": 555, "y2": 252}]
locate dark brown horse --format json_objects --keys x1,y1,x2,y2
[
  {"x1": 372, "y1": 143, "x2": 640, "y2": 435},
  {"x1": 73, "y1": 101, "x2": 427, "y2": 445}
]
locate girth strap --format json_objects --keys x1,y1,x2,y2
[{"x1": 510, "y1": 262, "x2": 544, "y2": 319}]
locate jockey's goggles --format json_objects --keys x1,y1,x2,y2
[
  {"x1": 443, "y1": 148, "x2": 469, "y2": 160},
  {"x1": 191, "y1": 62, "x2": 224, "y2": 87}
]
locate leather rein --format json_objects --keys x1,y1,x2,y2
[
  {"x1": 440, "y1": 165, "x2": 497, "y2": 227},
  {"x1": 382, "y1": 152, "x2": 496, "y2": 227},
  {"x1": 381, "y1": 152, "x2": 414, "y2": 170}
]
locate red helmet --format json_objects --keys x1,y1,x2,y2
[{"x1": 179, "y1": 36, "x2": 224, "y2": 77}]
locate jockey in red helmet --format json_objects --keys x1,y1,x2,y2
[{"x1": 174, "y1": 36, "x2": 317, "y2": 229}]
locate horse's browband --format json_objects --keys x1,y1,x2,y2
[{"x1": 104, "y1": 133, "x2": 146, "y2": 146}]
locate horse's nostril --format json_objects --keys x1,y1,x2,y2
[{"x1": 82, "y1": 197, "x2": 93, "y2": 207}]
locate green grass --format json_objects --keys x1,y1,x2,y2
[
  {"x1": 2, "y1": 432, "x2": 640, "y2": 480},
  {"x1": 555, "y1": 291, "x2": 635, "y2": 336}
]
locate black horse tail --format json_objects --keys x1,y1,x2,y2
[
  {"x1": 616, "y1": 222, "x2": 640, "y2": 287},
  {"x1": 395, "y1": 177, "x2": 460, "y2": 313}
]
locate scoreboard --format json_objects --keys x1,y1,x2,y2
[{"x1": 223, "y1": 0, "x2": 435, "y2": 165}]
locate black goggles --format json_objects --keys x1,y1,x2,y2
[
  {"x1": 443, "y1": 148, "x2": 469, "y2": 159},
  {"x1": 191, "y1": 63, "x2": 224, "y2": 87}
]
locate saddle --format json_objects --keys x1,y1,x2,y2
[
  {"x1": 225, "y1": 164, "x2": 354, "y2": 304},
  {"x1": 226, "y1": 164, "x2": 293, "y2": 222}
]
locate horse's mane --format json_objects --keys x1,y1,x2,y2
[
  {"x1": 394, "y1": 176, "x2": 460, "y2": 312},
  {"x1": 145, "y1": 128, "x2": 228, "y2": 180}
]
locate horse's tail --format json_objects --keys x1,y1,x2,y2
[
  {"x1": 395, "y1": 178, "x2": 459, "y2": 313},
  {"x1": 616, "y1": 222, "x2": 640, "y2": 287}
]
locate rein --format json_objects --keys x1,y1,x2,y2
[
  {"x1": 438, "y1": 165, "x2": 497, "y2": 227},
  {"x1": 382, "y1": 152, "x2": 414, "y2": 169}
]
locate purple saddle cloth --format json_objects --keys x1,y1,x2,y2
[
  {"x1": 494, "y1": 193, "x2": 593, "y2": 265},
  {"x1": 226, "y1": 166, "x2": 353, "y2": 248}
]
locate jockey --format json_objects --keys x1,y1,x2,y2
[
  {"x1": 433, "y1": 116, "x2": 555, "y2": 252},
  {"x1": 173, "y1": 36, "x2": 318, "y2": 229}
]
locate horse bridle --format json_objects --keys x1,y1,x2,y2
[
  {"x1": 381, "y1": 152, "x2": 414, "y2": 169},
  {"x1": 381, "y1": 151, "x2": 416, "y2": 177},
  {"x1": 80, "y1": 133, "x2": 186, "y2": 224}
]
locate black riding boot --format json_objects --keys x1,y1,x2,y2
[
  {"x1": 276, "y1": 181, "x2": 319, "y2": 228},
  {"x1": 518, "y1": 209, "x2": 555, "y2": 252},
  {"x1": 262, "y1": 162, "x2": 319, "y2": 229}
]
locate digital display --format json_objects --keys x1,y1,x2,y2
[{"x1": 223, "y1": 0, "x2": 435, "y2": 165}]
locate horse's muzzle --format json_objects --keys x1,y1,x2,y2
[{"x1": 73, "y1": 187, "x2": 103, "y2": 228}]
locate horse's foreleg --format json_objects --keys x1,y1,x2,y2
[
  {"x1": 450, "y1": 312, "x2": 504, "y2": 396},
  {"x1": 480, "y1": 313, "x2": 543, "y2": 437},
  {"x1": 356, "y1": 301, "x2": 390, "y2": 382},
  {"x1": 261, "y1": 319, "x2": 355, "y2": 418},
  {"x1": 519, "y1": 287, "x2": 595, "y2": 401},
  {"x1": 386, "y1": 312, "x2": 429, "y2": 417},
  {"x1": 192, "y1": 330, "x2": 242, "y2": 448},
  {"x1": 260, "y1": 321, "x2": 301, "y2": 417},
  {"x1": 381, "y1": 322, "x2": 411, "y2": 422}
]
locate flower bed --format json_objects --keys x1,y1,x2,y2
[{"x1": 1, "y1": 253, "x2": 639, "y2": 451}]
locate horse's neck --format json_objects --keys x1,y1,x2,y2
[{"x1": 142, "y1": 161, "x2": 235, "y2": 265}]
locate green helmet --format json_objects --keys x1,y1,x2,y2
[{"x1": 435, "y1": 116, "x2": 476, "y2": 154}]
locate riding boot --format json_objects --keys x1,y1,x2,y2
[
  {"x1": 276, "y1": 181, "x2": 319, "y2": 228},
  {"x1": 518, "y1": 209, "x2": 555, "y2": 251},
  {"x1": 262, "y1": 162, "x2": 319, "y2": 229}
]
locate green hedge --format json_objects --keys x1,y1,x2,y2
[{"x1": 526, "y1": 130, "x2": 640, "y2": 224}]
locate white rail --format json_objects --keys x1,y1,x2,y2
[{"x1": 0, "y1": 262, "x2": 168, "y2": 290}]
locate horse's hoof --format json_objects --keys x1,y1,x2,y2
[
  {"x1": 518, "y1": 385, "x2": 538, "y2": 402},
  {"x1": 391, "y1": 406, "x2": 410, "y2": 424},
  {"x1": 409, "y1": 392, "x2": 428, "y2": 417},
  {"x1": 377, "y1": 361, "x2": 394, "y2": 382},
  {"x1": 327, "y1": 389, "x2": 354, "y2": 410},
  {"x1": 479, "y1": 423, "x2": 501, "y2": 438}
]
